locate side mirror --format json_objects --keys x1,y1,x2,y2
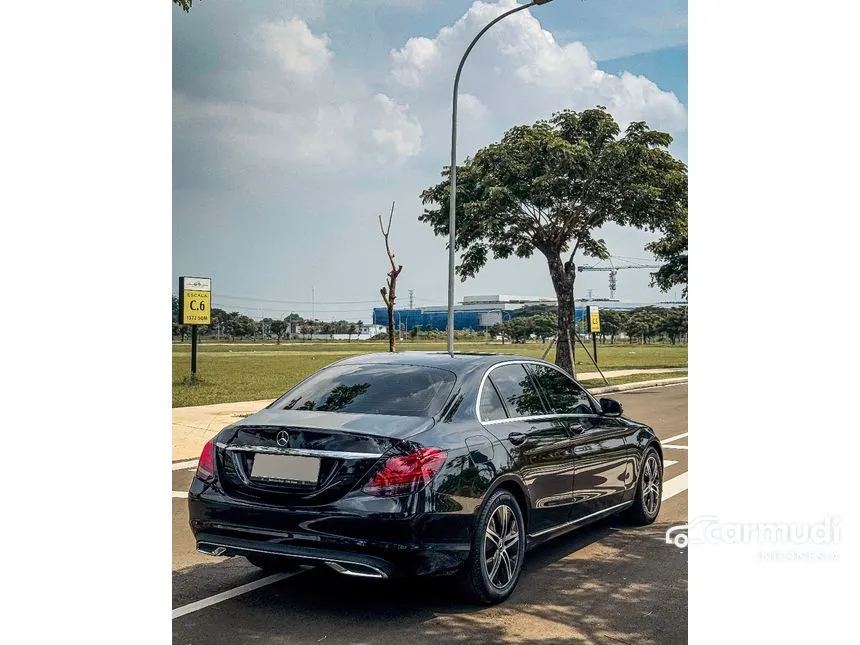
[{"x1": 599, "y1": 398, "x2": 623, "y2": 417}]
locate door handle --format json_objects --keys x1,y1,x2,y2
[
  {"x1": 508, "y1": 432, "x2": 527, "y2": 446},
  {"x1": 574, "y1": 445, "x2": 592, "y2": 455}
]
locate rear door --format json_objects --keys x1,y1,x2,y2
[
  {"x1": 478, "y1": 362, "x2": 575, "y2": 534},
  {"x1": 526, "y1": 363, "x2": 633, "y2": 521}
]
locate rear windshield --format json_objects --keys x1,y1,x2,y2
[{"x1": 271, "y1": 363, "x2": 456, "y2": 417}]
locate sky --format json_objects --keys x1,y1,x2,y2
[{"x1": 173, "y1": 0, "x2": 688, "y2": 322}]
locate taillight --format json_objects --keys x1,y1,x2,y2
[
  {"x1": 196, "y1": 438, "x2": 216, "y2": 483},
  {"x1": 363, "y1": 448, "x2": 448, "y2": 497}
]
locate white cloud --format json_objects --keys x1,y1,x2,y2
[
  {"x1": 388, "y1": 0, "x2": 687, "y2": 136},
  {"x1": 390, "y1": 36, "x2": 439, "y2": 87},
  {"x1": 175, "y1": 17, "x2": 425, "y2": 180},
  {"x1": 459, "y1": 93, "x2": 489, "y2": 120},
  {"x1": 257, "y1": 18, "x2": 333, "y2": 77},
  {"x1": 177, "y1": 3, "x2": 684, "y2": 191},
  {"x1": 371, "y1": 94, "x2": 423, "y2": 160}
]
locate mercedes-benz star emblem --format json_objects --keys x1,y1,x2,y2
[{"x1": 276, "y1": 430, "x2": 290, "y2": 448}]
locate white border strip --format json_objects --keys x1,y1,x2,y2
[
  {"x1": 661, "y1": 432, "x2": 688, "y2": 444},
  {"x1": 172, "y1": 570, "x2": 307, "y2": 620},
  {"x1": 662, "y1": 472, "x2": 688, "y2": 501},
  {"x1": 173, "y1": 459, "x2": 198, "y2": 471},
  {"x1": 172, "y1": 491, "x2": 188, "y2": 499},
  {"x1": 663, "y1": 445, "x2": 688, "y2": 450}
]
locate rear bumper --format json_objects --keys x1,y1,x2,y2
[{"x1": 188, "y1": 484, "x2": 472, "y2": 577}]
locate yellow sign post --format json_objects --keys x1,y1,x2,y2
[
  {"x1": 179, "y1": 276, "x2": 211, "y2": 379},
  {"x1": 587, "y1": 305, "x2": 601, "y2": 334},
  {"x1": 586, "y1": 305, "x2": 600, "y2": 364}
]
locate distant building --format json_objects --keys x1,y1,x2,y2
[
  {"x1": 360, "y1": 323, "x2": 387, "y2": 337},
  {"x1": 372, "y1": 294, "x2": 686, "y2": 332}
]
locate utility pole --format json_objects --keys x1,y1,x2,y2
[
  {"x1": 409, "y1": 289, "x2": 414, "y2": 309},
  {"x1": 311, "y1": 286, "x2": 315, "y2": 324},
  {"x1": 446, "y1": 0, "x2": 556, "y2": 356}
]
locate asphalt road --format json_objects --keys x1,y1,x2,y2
[{"x1": 172, "y1": 383, "x2": 688, "y2": 645}]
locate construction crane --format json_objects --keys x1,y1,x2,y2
[{"x1": 577, "y1": 256, "x2": 661, "y2": 300}]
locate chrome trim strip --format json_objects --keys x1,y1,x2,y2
[
  {"x1": 475, "y1": 359, "x2": 599, "y2": 424},
  {"x1": 481, "y1": 413, "x2": 600, "y2": 426},
  {"x1": 196, "y1": 541, "x2": 389, "y2": 579},
  {"x1": 217, "y1": 443, "x2": 383, "y2": 460},
  {"x1": 528, "y1": 500, "x2": 634, "y2": 539}
]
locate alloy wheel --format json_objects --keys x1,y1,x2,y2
[
  {"x1": 482, "y1": 503, "x2": 520, "y2": 589},
  {"x1": 641, "y1": 454, "x2": 662, "y2": 517}
]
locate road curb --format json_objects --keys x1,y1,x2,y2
[{"x1": 588, "y1": 377, "x2": 688, "y2": 395}]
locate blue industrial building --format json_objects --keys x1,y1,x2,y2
[{"x1": 372, "y1": 294, "x2": 684, "y2": 332}]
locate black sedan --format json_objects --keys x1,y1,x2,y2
[{"x1": 188, "y1": 352, "x2": 664, "y2": 604}]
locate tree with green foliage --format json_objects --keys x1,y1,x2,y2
[
  {"x1": 504, "y1": 318, "x2": 533, "y2": 343},
  {"x1": 530, "y1": 313, "x2": 558, "y2": 342},
  {"x1": 225, "y1": 314, "x2": 255, "y2": 340},
  {"x1": 270, "y1": 320, "x2": 287, "y2": 344},
  {"x1": 658, "y1": 307, "x2": 688, "y2": 344},
  {"x1": 489, "y1": 323, "x2": 507, "y2": 344},
  {"x1": 512, "y1": 303, "x2": 557, "y2": 319},
  {"x1": 208, "y1": 308, "x2": 228, "y2": 339},
  {"x1": 420, "y1": 107, "x2": 687, "y2": 374},
  {"x1": 598, "y1": 309, "x2": 628, "y2": 344},
  {"x1": 624, "y1": 308, "x2": 665, "y2": 344},
  {"x1": 303, "y1": 321, "x2": 316, "y2": 340},
  {"x1": 173, "y1": 0, "x2": 194, "y2": 12},
  {"x1": 647, "y1": 214, "x2": 688, "y2": 297},
  {"x1": 259, "y1": 317, "x2": 273, "y2": 338}
]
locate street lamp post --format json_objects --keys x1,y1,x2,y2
[{"x1": 446, "y1": 0, "x2": 554, "y2": 356}]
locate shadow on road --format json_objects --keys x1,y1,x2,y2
[{"x1": 173, "y1": 516, "x2": 687, "y2": 645}]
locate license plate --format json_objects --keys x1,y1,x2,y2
[{"x1": 250, "y1": 453, "x2": 320, "y2": 484}]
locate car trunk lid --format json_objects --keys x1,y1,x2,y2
[{"x1": 216, "y1": 410, "x2": 434, "y2": 506}]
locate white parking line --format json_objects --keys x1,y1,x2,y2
[
  {"x1": 172, "y1": 570, "x2": 308, "y2": 620},
  {"x1": 172, "y1": 464, "x2": 690, "y2": 620},
  {"x1": 173, "y1": 459, "x2": 199, "y2": 471},
  {"x1": 661, "y1": 432, "x2": 688, "y2": 444},
  {"x1": 172, "y1": 491, "x2": 188, "y2": 499},
  {"x1": 662, "y1": 472, "x2": 688, "y2": 501},
  {"x1": 663, "y1": 444, "x2": 688, "y2": 450}
]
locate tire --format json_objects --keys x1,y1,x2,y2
[
  {"x1": 245, "y1": 553, "x2": 304, "y2": 573},
  {"x1": 626, "y1": 447, "x2": 663, "y2": 525},
  {"x1": 459, "y1": 489, "x2": 526, "y2": 605}
]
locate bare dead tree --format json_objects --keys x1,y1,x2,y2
[{"x1": 379, "y1": 201, "x2": 403, "y2": 352}]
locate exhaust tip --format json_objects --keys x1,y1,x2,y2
[
  {"x1": 324, "y1": 560, "x2": 387, "y2": 579},
  {"x1": 197, "y1": 543, "x2": 228, "y2": 557}
]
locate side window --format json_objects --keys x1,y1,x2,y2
[
  {"x1": 528, "y1": 364, "x2": 595, "y2": 415},
  {"x1": 487, "y1": 364, "x2": 546, "y2": 418},
  {"x1": 479, "y1": 382, "x2": 507, "y2": 422}
]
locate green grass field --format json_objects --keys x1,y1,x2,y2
[{"x1": 172, "y1": 339, "x2": 688, "y2": 407}]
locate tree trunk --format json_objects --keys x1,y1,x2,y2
[
  {"x1": 546, "y1": 253, "x2": 576, "y2": 375},
  {"x1": 387, "y1": 305, "x2": 395, "y2": 352}
]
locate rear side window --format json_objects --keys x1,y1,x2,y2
[
  {"x1": 479, "y1": 382, "x2": 507, "y2": 422},
  {"x1": 272, "y1": 364, "x2": 456, "y2": 417},
  {"x1": 528, "y1": 364, "x2": 594, "y2": 415},
  {"x1": 487, "y1": 364, "x2": 546, "y2": 419}
]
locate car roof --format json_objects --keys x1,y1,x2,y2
[{"x1": 335, "y1": 351, "x2": 543, "y2": 375}]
